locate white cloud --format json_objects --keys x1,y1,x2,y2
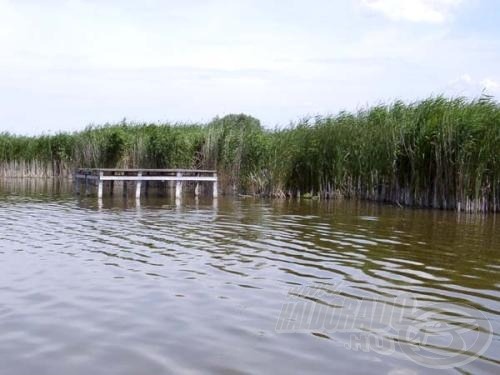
[
  {"x1": 447, "y1": 74, "x2": 500, "y2": 95},
  {"x1": 480, "y1": 78, "x2": 500, "y2": 92},
  {"x1": 360, "y1": 0, "x2": 463, "y2": 23},
  {"x1": 451, "y1": 74, "x2": 473, "y2": 84}
]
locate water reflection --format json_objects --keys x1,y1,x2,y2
[{"x1": 0, "y1": 178, "x2": 498, "y2": 374}]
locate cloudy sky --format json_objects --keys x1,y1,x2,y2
[{"x1": 0, "y1": 0, "x2": 499, "y2": 134}]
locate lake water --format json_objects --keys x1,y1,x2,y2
[{"x1": 0, "y1": 179, "x2": 499, "y2": 374}]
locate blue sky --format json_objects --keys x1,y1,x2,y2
[{"x1": 0, "y1": 0, "x2": 499, "y2": 134}]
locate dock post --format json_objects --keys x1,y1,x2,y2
[
  {"x1": 97, "y1": 171, "x2": 104, "y2": 199},
  {"x1": 136, "y1": 171, "x2": 142, "y2": 199},
  {"x1": 110, "y1": 171, "x2": 115, "y2": 196},
  {"x1": 75, "y1": 172, "x2": 81, "y2": 195},
  {"x1": 85, "y1": 174, "x2": 89, "y2": 196},
  {"x1": 176, "y1": 172, "x2": 183, "y2": 199},
  {"x1": 195, "y1": 182, "x2": 200, "y2": 196},
  {"x1": 213, "y1": 172, "x2": 218, "y2": 198}
]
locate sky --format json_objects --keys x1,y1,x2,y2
[{"x1": 0, "y1": 0, "x2": 499, "y2": 134}]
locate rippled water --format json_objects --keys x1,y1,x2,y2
[{"x1": 0, "y1": 179, "x2": 499, "y2": 374}]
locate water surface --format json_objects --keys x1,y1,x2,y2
[{"x1": 0, "y1": 179, "x2": 499, "y2": 374}]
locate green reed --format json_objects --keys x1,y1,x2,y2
[{"x1": 0, "y1": 97, "x2": 499, "y2": 211}]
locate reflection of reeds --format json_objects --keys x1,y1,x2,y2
[{"x1": 0, "y1": 97, "x2": 499, "y2": 211}]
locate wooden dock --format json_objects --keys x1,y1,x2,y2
[{"x1": 74, "y1": 168, "x2": 218, "y2": 199}]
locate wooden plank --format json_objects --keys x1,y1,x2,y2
[
  {"x1": 99, "y1": 176, "x2": 217, "y2": 181},
  {"x1": 78, "y1": 168, "x2": 216, "y2": 173},
  {"x1": 75, "y1": 174, "x2": 99, "y2": 180}
]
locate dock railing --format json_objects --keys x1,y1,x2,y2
[{"x1": 74, "y1": 168, "x2": 218, "y2": 199}]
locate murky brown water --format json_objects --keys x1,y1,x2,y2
[{"x1": 0, "y1": 179, "x2": 499, "y2": 374}]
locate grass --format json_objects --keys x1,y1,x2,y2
[{"x1": 0, "y1": 96, "x2": 499, "y2": 212}]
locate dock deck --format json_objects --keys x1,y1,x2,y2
[{"x1": 74, "y1": 168, "x2": 218, "y2": 199}]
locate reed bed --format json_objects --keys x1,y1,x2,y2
[{"x1": 1, "y1": 97, "x2": 499, "y2": 212}]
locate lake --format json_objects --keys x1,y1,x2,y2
[{"x1": 0, "y1": 179, "x2": 499, "y2": 374}]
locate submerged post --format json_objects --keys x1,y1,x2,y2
[
  {"x1": 85, "y1": 174, "x2": 89, "y2": 196},
  {"x1": 97, "y1": 171, "x2": 104, "y2": 199},
  {"x1": 136, "y1": 171, "x2": 142, "y2": 199},
  {"x1": 75, "y1": 172, "x2": 81, "y2": 195},
  {"x1": 110, "y1": 171, "x2": 115, "y2": 196},
  {"x1": 213, "y1": 172, "x2": 218, "y2": 198},
  {"x1": 195, "y1": 172, "x2": 200, "y2": 197},
  {"x1": 176, "y1": 171, "x2": 183, "y2": 199}
]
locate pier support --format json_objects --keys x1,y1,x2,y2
[
  {"x1": 74, "y1": 168, "x2": 217, "y2": 200},
  {"x1": 75, "y1": 176, "x2": 80, "y2": 195},
  {"x1": 136, "y1": 171, "x2": 142, "y2": 199},
  {"x1": 98, "y1": 171, "x2": 104, "y2": 199},
  {"x1": 176, "y1": 172, "x2": 183, "y2": 199},
  {"x1": 213, "y1": 172, "x2": 218, "y2": 198},
  {"x1": 85, "y1": 175, "x2": 90, "y2": 196},
  {"x1": 109, "y1": 174, "x2": 114, "y2": 196}
]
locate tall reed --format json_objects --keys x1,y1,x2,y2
[{"x1": 0, "y1": 97, "x2": 498, "y2": 212}]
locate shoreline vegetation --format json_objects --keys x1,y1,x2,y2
[{"x1": 1, "y1": 97, "x2": 499, "y2": 212}]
